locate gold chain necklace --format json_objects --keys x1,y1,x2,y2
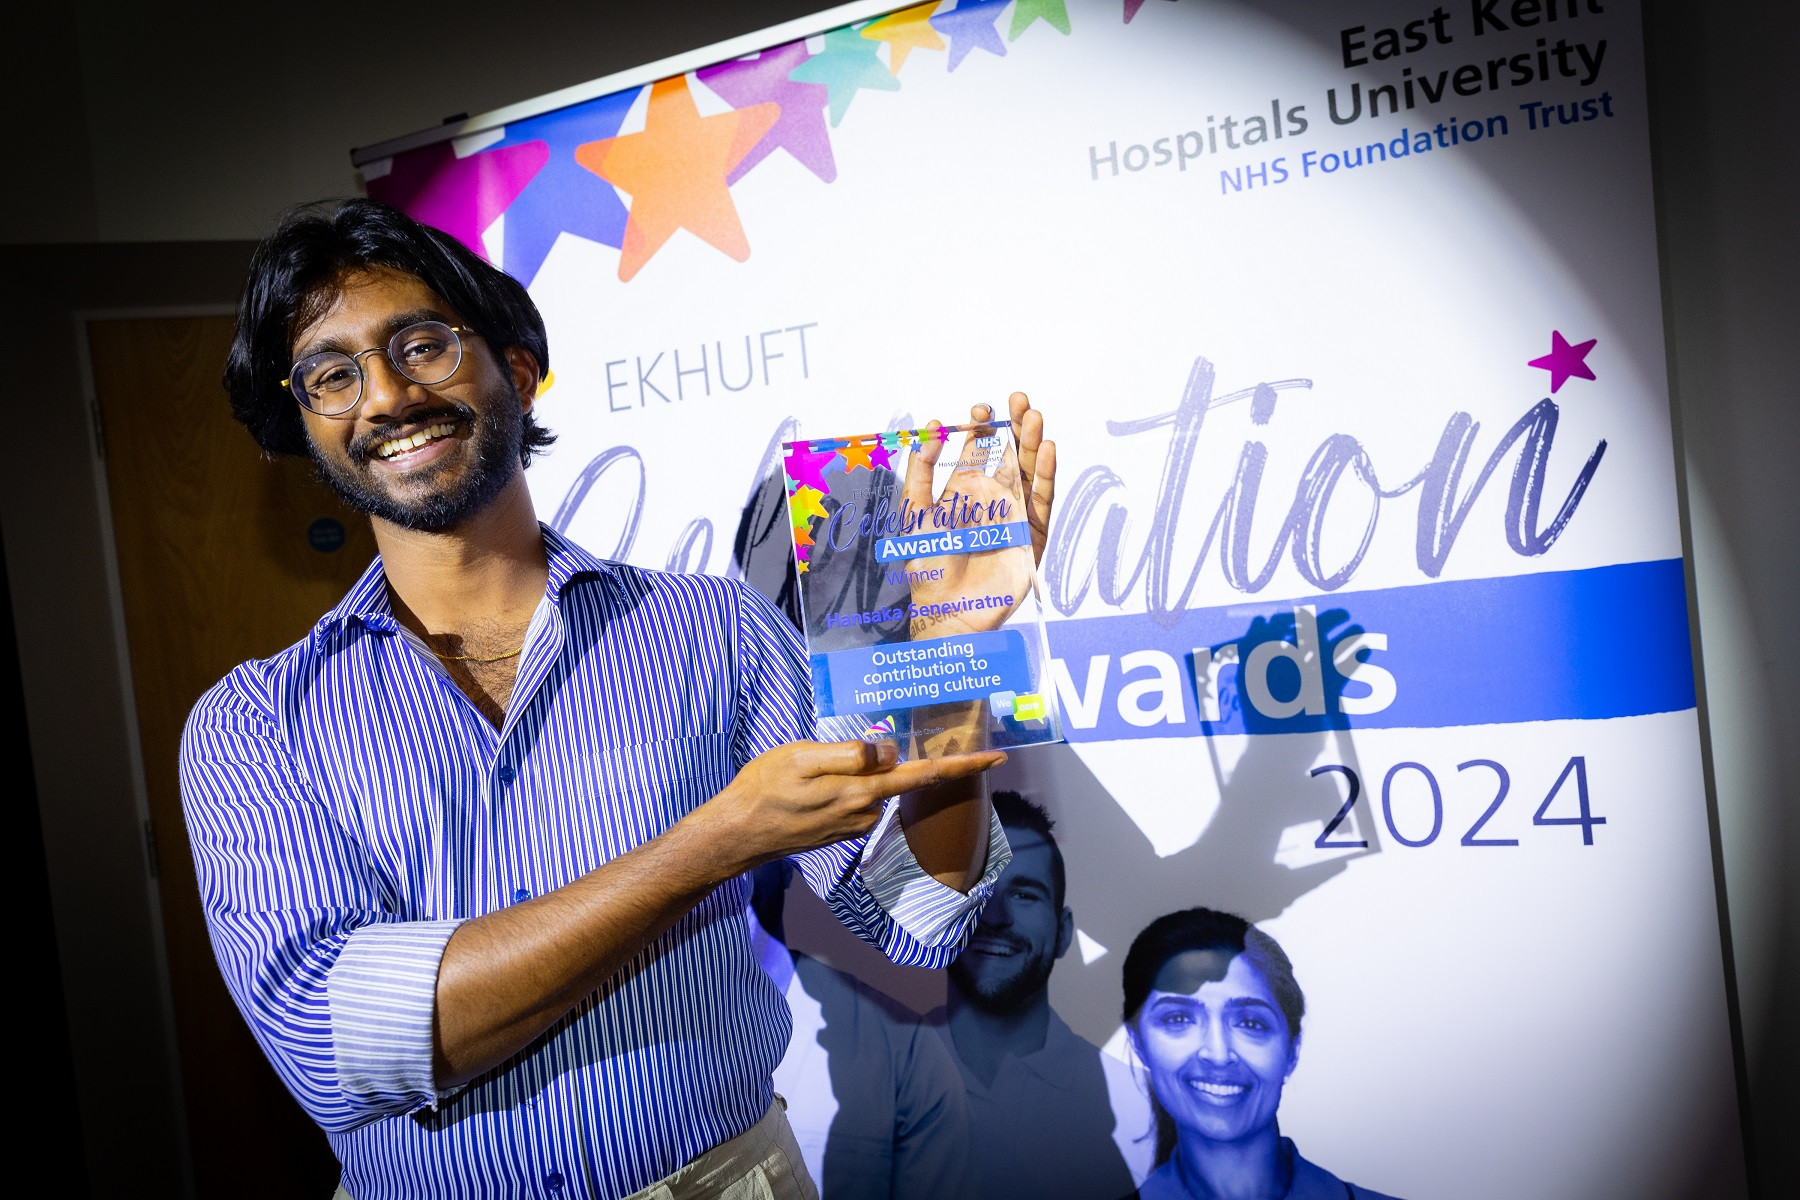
[{"x1": 431, "y1": 644, "x2": 524, "y2": 665}]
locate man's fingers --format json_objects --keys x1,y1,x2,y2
[
  {"x1": 878, "y1": 750, "x2": 1008, "y2": 794},
  {"x1": 903, "y1": 420, "x2": 945, "y2": 511},
  {"x1": 793, "y1": 739, "x2": 899, "y2": 778},
  {"x1": 1030, "y1": 439, "x2": 1057, "y2": 562}
]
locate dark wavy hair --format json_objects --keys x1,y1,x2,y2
[
  {"x1": 1122, "y1": 907, "x2": 1306, "y2": 1165},
  {"x1": 990, "y1": 790, "x2": 1066, "y2": 908},
  {"x1": 223, "y1": 198, "x2": 554, "y2": 465}
]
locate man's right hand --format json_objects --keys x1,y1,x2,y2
[{"x1": 690, "y1": 740, "x2": 1007, "y2": 875}]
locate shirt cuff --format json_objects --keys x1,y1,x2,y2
[
  {"x1": 855, "y1": 802, "x2": 1012, "y2": 949},
  {"x1": 327, "y1": 919, "x2": 465, "y2": 1111}
]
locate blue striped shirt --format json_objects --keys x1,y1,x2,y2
[{"x1": 179, "y1": 525, "x2": 1009, "y2": 1199}]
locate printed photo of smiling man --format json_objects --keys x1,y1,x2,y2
[
  {"x1": 923, "y1": 791, "x2": 1140, "y2": 1200},
  {"x1": 1122, "y1": 909, "x2": 1402, "y2": 1200},
  {"x1": 178, "y1": 198, "x2": 1060, "y2": 1200}
]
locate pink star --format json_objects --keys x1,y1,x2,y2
[
  {"x1": 783, "y1": 442, "x2": 836, "y2": 494},
  {"x1": 1528, "y1": 330, "x2": 1598, "y2": 393},
  {"x1": 366, "y1": 139, "x2": 549, "y2": 262},
  {"x1": 698, "y1": 41, "x2": 837, "y2": 185}
]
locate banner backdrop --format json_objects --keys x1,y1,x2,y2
[{"x1": 360, "y1": 3, "x2": 1742, "y2": 1196}]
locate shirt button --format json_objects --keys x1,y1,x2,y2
[
  {"x1": 497, "y1": 765, "x2": 517, "y2": 785},
  {"x1": 513, "y1": 888, "x2": 531, "y2": 903},
  {"x1": 545, "y1": 1170, "x2": 565, "y2": 1192}
]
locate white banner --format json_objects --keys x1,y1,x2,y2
[{"x1": 364, "y1": 3, "x2": 1740, "y2": 1196}]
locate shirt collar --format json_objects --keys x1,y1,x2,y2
[{"x1": 309, "y1": 522, "x2": 615, "y2": 653}]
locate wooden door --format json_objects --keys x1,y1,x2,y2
[{"x1": 90, "y1": 316, "x2": 375, "y2": 1196}]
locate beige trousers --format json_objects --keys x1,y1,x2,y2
[{"x1": 332, "y1": 1097, "x2": 817, "y2": 1200}]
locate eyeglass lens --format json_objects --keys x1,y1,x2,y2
[{"x1": 289, "y1": 321, "x2": 463, "y2": 415}]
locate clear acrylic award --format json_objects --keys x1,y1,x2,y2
[{"x1": 781, "y1": 417, "x2": 1064, "y2": 760}]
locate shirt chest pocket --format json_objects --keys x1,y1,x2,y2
[{"x1": 583, "y1": 733, "x2": 736, "y2": 854}]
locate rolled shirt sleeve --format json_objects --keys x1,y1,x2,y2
[
  {"x1": 180, "y1": 664, "x2": 462, "y2": 1132},
  {"x1": 732, "y1": 583, "x2": 1011, "y2": 969}
]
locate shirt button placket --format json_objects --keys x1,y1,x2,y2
[{"x1": 544, "y1": 1168, "x2": 565, "y2": 1195}]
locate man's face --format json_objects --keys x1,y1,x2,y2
[
  {"x1": 1130, "y1": 950, "x2": 1298, "y2": 1147},
  {"x1": 948, "y1": 834, "x2": 1072, "y2": 1015},
  {"x1": 289, "y1": 267, "x2": 538, "y2": 532}
]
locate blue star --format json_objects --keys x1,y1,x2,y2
[
  {"x1": 493, "y1": 87, "x2": 640, "y2": 287},
  {"x1": 930, "y1": 0, "x2": 1010, "y2": 71}
]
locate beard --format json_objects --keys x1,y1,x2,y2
[
  {"x1": 949, "y1": 935, "x2": 1057, "y2": 1016},
  {"x1": 309, "y1": 382, "x2": 524, "y2": 533}
]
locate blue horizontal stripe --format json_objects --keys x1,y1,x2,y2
[{"x1": 1045, "y1": 557, "x2": 1696, "y2": 740}]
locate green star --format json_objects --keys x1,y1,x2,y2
[
  {"x1": 789, "y1": 26, "x2": 902, "y2": 127},
  {"x1": 1009, "y1": 0, "x2": 1071, "y2": 41}
]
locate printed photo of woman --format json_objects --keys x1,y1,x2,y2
[{"x1": 1121, "y1": 908, "x2": 1402, "y2": 1200}]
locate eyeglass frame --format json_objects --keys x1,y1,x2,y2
[{"x1": 281, "y1": 321, "x2": 481, "y2": 417}]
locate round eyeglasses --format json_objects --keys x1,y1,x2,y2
[{"x1": 284, "y1": 321, "x2": 474, "y2": 416}]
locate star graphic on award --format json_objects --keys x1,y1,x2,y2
[
  {"x1": 574, "y1": 77, "x2": 779, "y2": 281},
  {"x1": 839, "y1": 439, "x2": 879, "y2": 471},
  {"x1": 366, "y1": 138, "x2": 549, "y2": 263},
  {"x1": 862, "y1": 3, "x2": 948, "y2": 75},
  {"x1": 931, "y1": 0, "x2": 1010, "y2": 70},
  {"x1": 783, "y1": 442, "x2": 837, "y2": 494},
  {"x1": 1529, "y1": 330, "x2": 1598, "y2": 393},
  {"x1": 697, "y1": 41, "x2": 837, "y2": 184},
  {"x1": 1010, "y1": 0, "x2": 1072, "y2": 40},
  {"x1": 790, "y1": 26, "x2": 902, "y2": 126}
]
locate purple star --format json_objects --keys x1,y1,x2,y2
[
  {"x1": 931, "y1": 0, "x2": 1009, "y2": 71},
  {"x1": 699, "y1": 41, "x2": 837, "y2": 185},
  {"x1": 366, "y1": 139, "x2": 549, "y2": 262},
  {"x1": 1528, "y1": 330, "x2": 1598, "y2": 393}
]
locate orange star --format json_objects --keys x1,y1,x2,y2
[
  {"x1": 793, "y1": 523, "x2": 816, "y2": 547},
  {"x1": 839, "y1": 439, "x2": 878, "y2": 471},
  {"x1": 862, "y1": 3, "x2": 947, "y2": 75},
  {"x1": 575, "y1": 77, "x2": 779, "y2": 281}
]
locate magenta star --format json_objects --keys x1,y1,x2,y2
[
  {"x1": 868, "y1": 442, "x2": 894, "y2": 472},
  {"x1": 698, "y1": 41, "x2": 837, "y2": 185},
  {"x1": 784, "y1": 442, "x2": 836, "y2": 494},
  {"x1": 366, "y1": 138, "x2": 550, "y2": 262},
  {"x1": 1528, "y1": 330, "x2": 1598, "y2": 393}
]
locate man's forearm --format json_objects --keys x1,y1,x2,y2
[
  {"x1": 432, "y1": 815, "x2": 737, "y2": 1086},
  {"x1": 900, "y1": 699, "x2": 993, "y2": 892}
]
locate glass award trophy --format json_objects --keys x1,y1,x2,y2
[{"x1": 781, "y1": 417, "x2": 1063, "y2": 760}]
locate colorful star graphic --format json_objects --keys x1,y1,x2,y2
[
  {"x1": 789, "y1": 485, "x2": 830, "y2": 529},
  {"x1": 366, "y1": 138, "x2": 550, "y2": 262},
  {"x1": 1010, "y1": 0, "x2": 1072, "y2": 40},
  {"x1": 789, "y1": 26, "x2": 902, "y2": 127},
  {"x1": 1528, "y1": 330, "x2": 1598, "y2": 393},
  {"x1": 490, "y1": 88, "x2": 638, "y2": 286},
  {"x1": 931, "y1": 0, "x2": 1010, "y2": 70},
  {"x1": 869, "y1": 442, "x2": 895, "y2": 471},
  {"x1": 794, "y1": 523, "x2": 816, "y2": 547},
  {"x1": 784, "y1": 442, "x2": 836, "y2": 494},
  {"x1": 575, "y1": 77, "x2": 779, "y2": 282},
  {"x1": 863, "y1": 3, "x2": 947, "y2": 75},
  {"x1": 697, "y1": 42, "x2": 837, "y2": 185},
  {"x1": 840, "y1": 439, "x2": 878, "y2": 471}
]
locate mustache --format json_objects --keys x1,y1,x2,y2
[{"x1": 347, "y1": 402, "x2": 476, "y2": 465}]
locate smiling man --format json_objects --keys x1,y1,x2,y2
[
  {"x1": 180, "y1": 198, "x2": 1056, "y2": 1200},
  {"x1": 928, "y1": 791, "x2": 1139, "y2": 1200}
]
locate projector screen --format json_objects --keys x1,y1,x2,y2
[{"x1": 356, "y1": 2, "x2": 1744, "y2": 1196}]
